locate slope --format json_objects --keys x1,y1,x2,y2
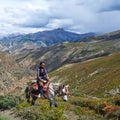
[
  {"x1": 49, "y1": 52, "x2": 120, "y2": 97},
  {"x1": 0, "y1": 51, "x2": 33, "y2": 95}
]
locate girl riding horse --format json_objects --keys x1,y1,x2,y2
[{"x1": 25, "y1": 81, "x2": 69, "y2": 107}]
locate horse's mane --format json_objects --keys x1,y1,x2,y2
[
  {"x1": 49, "y1": 82, "x2": 61, "y2": 92},
  {"x1": 51, "y1": 82, "x2": 60, "y2": 86}
]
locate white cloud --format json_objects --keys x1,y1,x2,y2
[
  {"x1": 46, "y1": 19, "x2": 74, "y2": 29},
  {"x1": 0, "y1": 0, "x2": 120, "y2": 35}
]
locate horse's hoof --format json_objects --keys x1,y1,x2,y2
[
  {"x1": 63, "y1": 100, "x2": 67, "y2": 102},
  {"x1": 27, "y1": 100, "x2": 30, "y2": 103},
  {"x1": 55, "y1": 104, "x2": 58, "y2": 107}
]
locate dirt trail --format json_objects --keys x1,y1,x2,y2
[
  {"x1": 0, "y1": 109, "x2": 21, "y2": 120},
  {"x1": 63, "y1": 110, "x2": 79, "y2": 120}
]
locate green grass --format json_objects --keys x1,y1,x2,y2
[{"x1": 0, "y1": 116, "x2": 10, "y2": 120}]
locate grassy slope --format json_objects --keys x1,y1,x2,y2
[{"x1": 49, "y1": 52, "x2": 120, "y2": 97}]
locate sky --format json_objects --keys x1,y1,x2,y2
[{"x1": 0, "y1": 0, "x2": 120, "y2": 35}]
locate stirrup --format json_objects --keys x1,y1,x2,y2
[{"x1": 38, "y1": 94, "x2": 41, "y2": 98}]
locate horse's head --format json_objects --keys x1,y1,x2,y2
[
  {"x1": 59, "y1": 84, "x2": 69, "y2": 101},
  {"x1": 50, "y1": 82, "x2": 69, "y2": 101}
]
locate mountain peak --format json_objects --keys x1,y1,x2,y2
[{"x1": 54, "y1": 28, "x2": 64, "y2": 31}]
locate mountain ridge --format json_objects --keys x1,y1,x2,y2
[
  {"x1": 77, "y1": 29, "x2": 120, "y2": 42},
  {"x1": 12, "y1": 38, "x2": 120, "y2": 72},
  {"x1": 0, "y1": 28, "x2": 95, "y2": 53}
]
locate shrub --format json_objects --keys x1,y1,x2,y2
[
  {"x1": 17, "y1": 102, "x2": 67, "y2": 120},
  {"x1": 112, "y1": 97, "x2": 120, "y2": 106},
  {"x1": 0, "y1": 95, "x2": 21, "y2": 110},
  {"x1": 16, "y1": 102, "x2": 30, "y2": 111}
]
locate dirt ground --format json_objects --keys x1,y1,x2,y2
[{"x1": 0, "y1": 109, "x2": 21, "y2": 120}]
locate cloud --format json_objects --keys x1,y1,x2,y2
[
  {"x1": 46, "y1": 18, "x2": 74, "y2": 29},
  {"x1": 98, "y1": 0, "x2": 120, "y2": 12},
  {"x1": 0, "y1": 0, "x2": 120, "y2": 35},
  {"x1": 16, "y1": 10, "x2": 50, "y2": 28}
]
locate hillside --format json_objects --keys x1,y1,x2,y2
[
  {"x1": 0, "y1": 30, "x2": 120, "y2": 120},
  {"x1": 0, "y1": 51, "x2": 33, "y2": 95},
  {"x1": 1, "y1": 52, "x2": 119, "y2": 120},
  {"x1": 50, "y1": 52, "x2": 120, "y2": 97},
  {"x1": 12, "y1": 38, "x2": 120, "y2": 72}
]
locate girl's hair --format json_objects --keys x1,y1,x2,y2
[{"x1": 40, "y1": 62, "x2": 44, "y2": 65}]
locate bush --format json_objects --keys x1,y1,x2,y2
[
  {"x1": 17, "y1": 103, "x2": 67, "y2": 120},
  {"x1": 112, "y1": 98, "x2": 120, "y2": 106},
  {"x1": 0, "y1": 95, "x2": 21, "y2": 110}
]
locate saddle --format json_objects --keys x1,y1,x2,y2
[
  {"x1": 43, "y1": 84, "x2": 48, "y2": 92},
  {"x1": 42, "y1": 82, "x2": 50, "y2": 94},
  {"x1": 31, "y1": 81, "x2": 49, "y2": 93},
  {"x1": 31, "y1": 82, "x2": 38, "y2": 91}
]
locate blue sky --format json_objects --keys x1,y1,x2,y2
[{"x1": 0, "y1": 0, "x2": 120, "y2": 35}]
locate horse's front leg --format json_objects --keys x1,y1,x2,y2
[
  {"x1": 54, "y1": 101, "x2": 58, "y2": 107},
  {"x1": 49, "y1": 100, "x2": 57, "y2": 107},
  {"x1": 48, "y1": 93, "x2": 57, "y2": 107}
]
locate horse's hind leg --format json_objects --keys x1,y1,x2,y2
[
  {"x1": 31, "y1": 96, "x2": 37, "y2": 105},
  {"x1": 25, "y1": 87, "x2": 30, "y2": 103},
  {"x1": 26, "y1": 92, "x2": 30, "y2": 103},
  {"x1": 54, "y1": 102, "x2": 58, "y2": 107}
]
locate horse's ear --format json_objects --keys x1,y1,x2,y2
[
  {"x1": 66, "y1": 85, "x2": 69, "y2": 88},
  {"x1": 58, "y1": 80, "x2": 62, "y2": 84}
]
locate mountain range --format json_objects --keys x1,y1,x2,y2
[{"x1": 0, "y1": 28, "x2": 95, "y2": 53}]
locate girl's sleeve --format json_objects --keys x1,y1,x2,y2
[
  {"x1": 37, "y1": 68, "x2": 42, "y2": 80},
  {"x1": 45, "y1": 68, "x2": 48, "y2": 77}
]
